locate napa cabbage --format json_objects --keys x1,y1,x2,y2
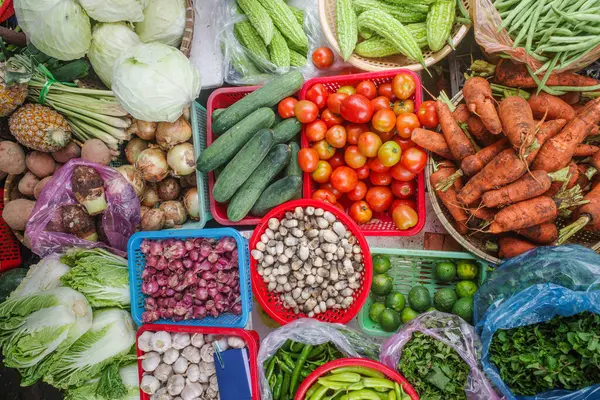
[{"x1": 9, "y1": 255, "x2": 70, "y2": 299}]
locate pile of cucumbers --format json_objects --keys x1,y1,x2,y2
[{"x1": 197, "y1": 71, "x2": 305, "y2": 222}]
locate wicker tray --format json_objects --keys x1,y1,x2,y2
[
  {"x1": 318, "y1": 0, "x2": 471, "y2": 72},
  {"x1": 425, "y1": 92, "x2": 600, "y2": 265}
]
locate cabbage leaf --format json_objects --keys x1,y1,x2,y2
[
  {"x1": 9, "y1": 255, "x2": 70, "y2": 299},
  {"x1": 64, "y1": 362, "x2": 139, "y2": 400},
  {"x1": 135, "y1": 0, "x2": 186, "y2": 47},
  {"x1": 79, "y1": 0, "x2": 149, "y2": 23}
]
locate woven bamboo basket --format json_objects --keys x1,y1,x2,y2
[
  {"x1": 318, "y1": 0, "x2": 471, "y2": 72},
  {"x1": 425, "y1": 92, "x2": 600, "y2": 265}
]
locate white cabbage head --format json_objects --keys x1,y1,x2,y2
[
  {"x1": 88, "y1": 23, "x2": 141, "y2": 89},
  {"x1": 78, "y1": 0, "x2": 149, "y2": 23},
  {"x1": 112, "y1": 42, "x2": 201, "y2": 122},
  {"x1": 135, "y1": 0, "x2": 187, "y2": 47}
]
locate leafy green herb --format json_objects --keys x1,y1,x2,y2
[
  {"x1": 489, "y1": 312, "x2": 600, "y2": 396},
  {"x1": 398, "y1": 332, "x2": 470, "y2": 400}
]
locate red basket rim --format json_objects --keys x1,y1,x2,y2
[
  {"x1": 294, "y1": 358, "x2": 420, "y2": 400},
  {"x1": 299, "y1": 69, "x2": 426, "y2": 237},
  {"x1": 250, "y1": 199, "x2": 372, "y2": 325},
  {"x1": 0, "y1": 0, "x2": 14, "y2": 23},
  {"x1": 136, "y1": 324, "x2": 260, "y2": 400}
]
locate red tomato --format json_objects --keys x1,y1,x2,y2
[
  {"x1": 338, "y1": 85, "x2": 355, "y2": 95},
  {"x1": 312, "y1": 47, "x2": 334, "y2": 69},
  {"x1": 278, "y1": 97, "x2": 298, "y2": 118},
  {"x1": 312, "y1": 161, "x2": 332, "y2": 183},
  {"x1": 305, "y1": 120, "x2": 327, "y2": 142},
  {"x1": 391, "y1": 179, "x2": 416, "y2": 199},
  {"x1": 313, "y1": 139, "x2": 335, "y2": 160},
  {"x1": 344, "y1": 146, "x2": 367, "y2": 169},
  {"x1": 392, "y1": 99, "x2": 415, "y2": 115},
  {"x1": 349, "y1": 201, "x2": 373, "y2": 224},
  {"x1": 370, "y1": 170, "x2": 392, "y2": 186},
  {"x1": 340, "y1": 94, "x2": 374, "y2": 124},
  {"x1": 321, "y1": 109, "x2": 344, "y2": 128},
  {"x1": 393, "y1": 204, "x2": 419, "y2": 230},
  {"x1": 378, "y1": 83, "x2": 396, "y2": 101},
  {"x1": 347, "y1": 123, "x2": 369, "y2": 145},
  {"x1": 326, "y1": 125, "x2": 347, "y2": 148},
  {"x1": 377, "y1": 130, "x2": 395, "y2": 143},
  {"x1": 371, "y1": 96, "x2": 391, "y2": 112},
  {"x1": 355, "y1": 80, "x2": 377, "y2": 100},
  {"x1": 320, "y1": 182, "x2": 342, "y2": 200},
  {"x1": 372, "y1": 109, "x2": 397, "y2": 133},
  {"x1": 369, "y1": 157, "x2": 390, "y2": 173},
  {"x1": 391, "y1": 199, "x2": 417, "y2": 213},
  {"x1": 355, "y1": 165, "x2": 370, "y2": 180},
  {"x1": 378, "y1": 141, "x2": 402, "y2": 167},
  {"x1": 417, "y1": 100, "x2": 439, "y2": 129},
  {"x1": 401, "y1": 147, "x2": 427, "y2": 174},
  {"x1": 366, "y1": 186, "x2": 393, "y2": 212},
  {"x1": 390, "y1": 163, "x2": 416, "y2": 181},
  {"x1": 393, "y1": 137, "x2": 416, "y2": 152},
  {"x1": 306, "y1": 84, "x2": 329, "y2": 109},
  {"x1": 392, "y1": 73, "x2": 416, "y2": 100},
  {"x1": 312, "y1": 189, "x2": 336, "y2": 204},
  {"x1": 395, "y1": 113, "x2": 421, "y2": 139},
  {"x1": 327, "y1": 151, "x2": 345, "y2": 170},
  {"x1": 294, "y1": 100, "x2": 319, "y2": 123},
  {"x1": 298, "y1": 148, "x2": 320, "y2": 172},
  {"x1": 347, "y1": 181, "x2": 367, "y2": 201},
  {"x1": 330, "y1": 166, "x2": 358, "y2": 193},
  {"x1": 357, "y1": 132, "x2": 382, "y2": 157},
  {"x1": 327, "y1": 93, "x2": 349, "y2": 115}
]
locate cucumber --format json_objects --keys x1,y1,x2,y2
[
  {"x1": 251, "y1": 175, "x2": 302, "y2": 217},
  {"x1": 198, "y1": 107, "x2": 275, "y2": 173},
  {"x1": 227, "y1": 144, "x2": 291, "y2": 221},
  {"x1": 213, "y1": 129, "x2": 274, "y2": 203},
  {"x1": 212, "y1": 108, "x2": 225, "y2": 121},
  {"x1": 212, "y1": 71, "x2": 304, "y2": 135},
  {"x1": 273, "y1": 118, "x2": 301, "y2": 144},
  {"x1": 286, "y1": 142, "x2": 301, "y2": 177}
]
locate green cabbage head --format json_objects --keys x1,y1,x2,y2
[
  {"x1": 79, "y1": 0, "x2": 149, "y2": 22},
  {"x1": 136, "y1": 0, "x2": 187, "y2": 47}
]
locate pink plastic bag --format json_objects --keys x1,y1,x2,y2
[
  {"x1": 380, "y1": 311, "x2": 500, "y2": 400},
  {"x1": 26, "y1": 159, "x2": 140, "y2": 257}
]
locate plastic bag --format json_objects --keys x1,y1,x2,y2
[
  {"x1": 478, "y1": 283, "x2": 600, "y2": 400},
  {"x1": 257, "y1": 319, "x2": 380, "y2": 400},
  {"x1": 26, "y1": 159, "x2": 140, "y2": 257},
  {"x1": 473, "y1": 245, "x2": 600, "y2": 325},
  {"x1": 380, "y1": 311, "x2": 500, "y2": 400},
  {"x1": 472, "y1": 0, "x2": 600, "y2": 73}
]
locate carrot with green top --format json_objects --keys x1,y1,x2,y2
[
  {"x1": 463, "y1": 77, "x2": 503, "y2": 134},
  {"x1": 498, "y1": 96, "x2": 536, "y2": 153},
  {"x1": 430, "y1": 166, "x2": 469, "y2": 234},
  {"x1": 436, "y1": 100, "x2": 476, "y2": 161},
  {"x1": 411, "y1": 128, "x2": 454, "y2": 160},
  {"x1": 515, "y1": 222, "x2": 558, "y2": 244},
  {"x1": 452, "y1": 104, "x2": 497, "y2": 147}
]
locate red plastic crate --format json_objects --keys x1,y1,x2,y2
[
  {"x1": 300, "y1": 70, "x2": 426, "y2": 236},
  {"x1": 0, "y1": 188, "x2": 21, "y2": 272},
  {"x1": 0, "y1": 0, "x2": 14, "y2": 23},
  {"x1": 136, "y1": 324, "x2": 261, "y2": 400}
]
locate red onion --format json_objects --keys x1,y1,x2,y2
[
  {"x1": 216, "y1": 237, "x2": 237, "y2": 253},
  {"x1": 164, "y1": 240, "x2": 186, "y2": 259},
  {"x1": 184, "y1": 239, "x2": 195, "y2": 251},
  {"x1": 142, "y1": 310, "x2": 160, "y2": 322},
  {"x1": 140, "y1": 239, "x2": 151, "y2": 254},
  {"x1": 163, "y1": 309, "x2": 174, "y2": 319},
  {"x1": 189, "y1": 250, "x2": 199, "y2": 261},
  {"x1": 174, "y1": 293, "x2": 183, "y2": 301},
  {"x1": 142, "y1": 277, "x2": 159, "y2": 295},
  {"x1": 182, "y1": 259, "x2": 193, "y2": 269},
  {"x1": 156, "y1": 273, "x2": 168, "y2": 287},
  {"x1": 168, "y1": 274, "x2": 179, "y2": 288},
  {"x1": 202, "y1": 271, "x2": 216, "y2": 281},
  {"x1": 208, "y1": 286, "x2": 218, "y2": 299},
  {"x1": 196, "y1": 287, "x2": 209, "y2": 301},
  {"x1": 156, "y1": 256, "x2": 168, "y2": 271},
  {"x1": 146, "y1": 297, "x2": 157, "y2": 310},
  {"x1": 150, "y1": 241, "x2": 163, "y2": 256},
  {"x1": 197, "y1": 279, "x2": 207, "y2": 288},
  {"x1": 174, "y1": 303, "x2": 187, "y2": 316},
  {"x1": 193, "y1": 306, "x2": 207, "y2": 319},
  {"x1": 146, "y1": 255, "x2": 158, "y2": 267},
  {"x1": 231, "y1": 303, "x2": 242, "y2": 315}
]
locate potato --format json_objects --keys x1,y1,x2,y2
[
  {"x1": 0, "y1": 141, "x2": 26, "y2": 174},
  {"x1": 18, "y1": 172, "x2": 40, "y2": 197},
  {"x1": 52, "y1": 142, "x2": 80, "y2": 163},
  {"x1": 26, "y1": 151, "x2": 56, "y2": 178},
  {"x1": 54, "y1": 163, "x2": 63, "y2": 174},
  {"x1": 81, "y1": 139, "x2": 111, "y2": 166},
  {"x1": 34, "y1": 176, "x2": 53, "y2": 199},
  {"x1": 2, "y1": 199, "x2": 36, "y2": 231}
]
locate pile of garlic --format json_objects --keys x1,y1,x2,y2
[{"x1": 138, "y1": 330, "x2": 246, "y2": 400}]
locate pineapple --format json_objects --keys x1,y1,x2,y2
[
  {"x1": 9, "y1": 103, "x2": 71, "y2": 152},
  {"x1": 0, "y1": 81, "x2": 27, "y2": 117}
]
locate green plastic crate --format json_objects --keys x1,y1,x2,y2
[{"x1": 357, "y1": 248, "x2": 490, "y2": 338}]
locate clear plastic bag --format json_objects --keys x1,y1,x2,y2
[
  {"x1": 478, "y1": 283, "x2": 600, "y2": 400},
  {"x1": 473, "y1": 245, "x2": 600, "y2": 325},
  {"x1": 25, "y1": 159, "x2": 140, "y2": 257},
  {"x1": 257, "y1": 319, "x2": 380, "y2": 400},
  {"x1": 380, "y1": 311, "x2": 500, "y2": 400}
]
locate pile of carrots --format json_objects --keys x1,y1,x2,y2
[{"x1": 419, "y1": 59, "x2": 600, "y2": 259}]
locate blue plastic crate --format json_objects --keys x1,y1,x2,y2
[{"x1": 128, "y1": 228, "x2": 251, "y2": 328}]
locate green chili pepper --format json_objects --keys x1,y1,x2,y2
[
  {"x1": 281, "y1": 372, "x2": 291, "y2": 399},
  {"x1": 290, "y1": 342, "x2": 305, "y2": 353},
  {"x1": 348, "y1": 381, "x2": 365, "y2": 391},
  {"x1": 347, "y1": 389, "x2": 384, "y2": 400},
  {"x1": 301, "y1": 369, "x2": 312, "y2": 378},
  {"x1": 363, "y1": 378, "x2": 394, "y2": 390},
  {"x1": 266, "y1": 357, "x2": 277, "y2": 381},
  {"x1": 282, "y1": 339, "x2": 293, "y2": 351},
  {"x1": 308, "y1": 384, "x2": 330, "y2": 400},
  {"x1": 277, "y1": 359, "x2": 294, "y2": 375},
  {"x1": 376, "y1": 393, "x2": 388, "y2": 400},
  {"x1": 331, "y1": 367, "x2": 385, "y2": 379},
  {"x1": 269, "y1": 374, "x2": 277, "y2": 390},
  {"x1": 290, "y1": 344, "x2": 313, "y2": 396},
  {"x1": 308, "y1": 344, "x2": 326, "y2": 359},
  {"x1": 320, "y1": 372, "x2": 361, "y2": 383},
  {"x1": 306, "y1": 383, "x2": 322, "y2": 399},
  {"x1": 317, "y1": 378, "x2": 351, "y2": 390},
  {"x1": 393, "y1": 383, "x2": 402, "y2": 400},
  {"x1": 282, "y1": 353, "x2": 296, "y2": 371},
  {"x1": 325, "y1": 389, "x2": 344, "y2": 400},
  {"x1": 273, "y1": 374, "x2": 283, "y2": 400},
  {"x1": 387, "y1": 390, "x2": 396, "y2": 400}
]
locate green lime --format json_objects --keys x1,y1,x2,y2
[
  {"x1": 401, "y1": 307, "x2": 419, "y2": 323},
  {"x1": 456, "y1": 280, "x2": 478, "y2": 298},
  {"x1": 452, "y1": 297, "x2": 474, "y2": 323},
  {"x1": 373, "y1": 254, "x2": 391, "y2": 274},
  {"x1": 435, "y1": 261, "x2": 457, "y2": 282},
  {"x1": 456, "y1": 260, "x2": 478, "y2": 281},
  {"x1": 372, "y1": 274, "x2": 394, "y2": 296},
  {"x1": 408, "y1": 285, "x2": 432, "y2": 312},
  {"x1": 434, "y1": 288, "x2": 458, "y2": 312},
  {"x1": 379, "y1": 308, "x2": 402, "y2": 332},
  {"x1": 385, "y1": 292, "x2": 406, "y2": 312},
  {"x1": 369, "y1": 302, "x2": 386, "y2": 323}
]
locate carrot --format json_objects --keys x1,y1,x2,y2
[
  {"x1": 575, "y1": 164, "x2": 596, "y2": 190},
  {"x1": 498, "y1": 96, "x2": 536, "y2": 152},
  {"x1": 591, "y1": 151, "x2": 600, "y2": 170},
  {"x1": 515, "y1": 222, "x2": 558, "y2": 244},
  {"x1": 453, "y1": 104, "x2": 498, "y2": 147},
  {"x1": 525, "y1": 119, "x2": 567, "y2": 164},
  {"x1": 532, "y1": 97, "x2": 600, "y2": 172},
  {"x1": 558, "y1": 183, "x2": 600, "y2": 244},
  {"x1": 560, "y1": 91, "x2": 581, "y2": 106},
  {"x1": 462, "y1": 77, "x2": 503, "y2": 134},
  {"x1": 461, "y1": 138, "x2": 510, "y2": 176},
  {"x1": 588, "y1": 125, "x2": 599, "y2": 136},
  {"x1": 574, "y1": 144, "x2": 600, "y2": 157},
  {"x1": 489, "y1": 196, "x2": 557, "y2": 234},
  {"x1": 436, "y1": 100, "x2": 476, "y2": 161},
  {"x1": 528, "y1": 92, "x2": 575, "y2": 121},
  {"x1": 457, "y1": 148, "x2": 527, "y2": 205},
  {"x1": 545, "y1": 162, "x2": 579, "y2": 197},
  {"x1": 498, "y1": 236, "x2": 538, "y2": 258},
  {"x1": 430, "y1": 167, "x2": 469, "y2": 234},
  {"x1": 468, "y1": 206, "x2": 496, "y2": 222},
  {"x1": 411, "y1": 128, "x2": 454, "y2": 160},
  {"x1": 494, "y1": 59, "x2": 600, "y2": 89}
]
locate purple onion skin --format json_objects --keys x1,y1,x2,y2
[
  {"x1": 216, "y1": 236, "x2": 237, "y2": 253},
  {"x1": 146, "y1": 297, "x2": 157, "y2": 310},
  {"x1": 231, "y1": 302, "x2": 242, "y2": 315},
  {"x1": 156, "y1": 256, "x2": 168, "y2": 271}
]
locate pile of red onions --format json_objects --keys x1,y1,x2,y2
[{"x1": 140, "y1": 236, "x2": 241, "y2": 323}]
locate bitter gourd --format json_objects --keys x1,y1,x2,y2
[
  {"x1": 288, "y1": 5, "x2": 305, "y2": 25},
  {"x1": 427, "y1": 0, "x2": 456, "y2": 52},
  {"x1": 289, "y1": 50, "x2": 307, "y2": 67},
  {"x1": 234, "y1": 20, "x2": 270, "y2": 62},
  {"x1": 257, "y1": 0, "x2": 308, "y2": 53},
  {"x1": 237, "y1": 0, "x2": 275, "y2": 45},
  {"x1": 355, "y1": 23, "x2": 428, "y2": 57},
  {"x1": 353, "y1": 0, "x2": 428, "y2": 23},
  {"x1": 269, "y1": 29, "x2": 291, "y2": 68},
  {"x1": 336, "y1": 0, "x2": 358, "y2": 61}
]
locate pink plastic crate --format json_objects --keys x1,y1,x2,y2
[{"x1": 0, "y1": 188, "x2": 21, "y2": 272}]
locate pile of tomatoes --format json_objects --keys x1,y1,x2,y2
[{"x1": 278, "y1": 72, "x2": 438, "y2": 231}]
